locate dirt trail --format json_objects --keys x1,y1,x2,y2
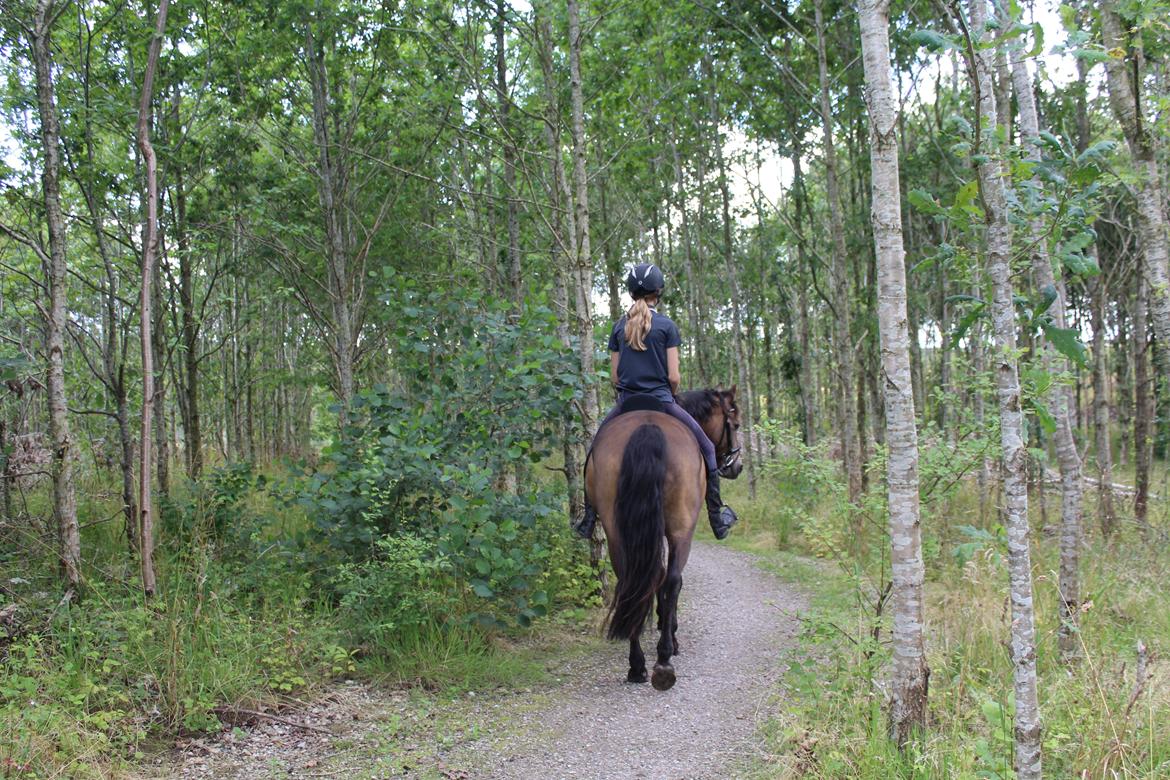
[{"x1": 138, "y1": 542, "x2": 806, "y2": 780}]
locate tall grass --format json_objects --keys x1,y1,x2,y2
[{"x1": 723, "y1": 442, "x2": 1170, "y2": 779}]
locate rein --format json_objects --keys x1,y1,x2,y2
[{"x1": 713, "y1": 399, "x2": 741, "y2": 474}]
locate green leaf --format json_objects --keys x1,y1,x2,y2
[
  {"x1": 908, "y1": 188, "x2": 944, "y2": 215},
  {"x1": 950, "y1": 302, "x2": 987, "y2": 348},
  {"x1": 1041, "y1": 322, "x2": 1088, "y2": 367},
  {"x1": 1028, "y1": 22, "x2": 1045, "y2": 58},
  {"x1": 908, "y1": 29, "x2": 957, "y2": 52},
  {"x1": 1031, "y1": 399, "x2": 1057, "y2": 435}
]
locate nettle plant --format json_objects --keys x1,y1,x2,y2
[{"x1": 296, "y1": 287, "x2": 582, "y2": 627}]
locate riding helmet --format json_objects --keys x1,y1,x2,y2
[{"x1": 626, "y1": 263, "x2": 665, "y2": 298}]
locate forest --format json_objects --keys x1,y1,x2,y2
[{"x1": 1, "y1": 0, "x2": 1168, "y2": 777}]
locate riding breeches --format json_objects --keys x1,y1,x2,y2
[{"x1": 599, "y1": 399, "x2": 717, "y2": 474}]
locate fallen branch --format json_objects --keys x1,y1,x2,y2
[{"x1": 212, "y1": 706, "x2": 334, "y2": 735}]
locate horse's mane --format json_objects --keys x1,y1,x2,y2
[{"x1": 675, "y1": 389, "x2": 722, "y2": 424}]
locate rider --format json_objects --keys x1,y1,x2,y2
[{"x1": 573, "y1": 263, "x2": 738, "y2": 541}]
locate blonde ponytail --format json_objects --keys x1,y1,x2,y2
[{"x1": 624, "y1": 297, "x2": 653, "y2": 351}]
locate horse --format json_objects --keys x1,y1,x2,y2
[{"x1": 584, "y1": 386, "x2": 743, "y2": 690}]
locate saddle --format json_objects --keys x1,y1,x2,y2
[{"x1": 617, "y1": 393, "x2": 666, "y2": 415}]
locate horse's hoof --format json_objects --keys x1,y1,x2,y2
[
  {"x1": 627, "y1": 669, "x2": 648, "y2": 684},
  {"x1": 651, "y1": 664, "x2": 676, "y2": 691}
]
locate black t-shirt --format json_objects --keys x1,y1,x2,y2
[{"x1": 608, "y1": 310, "x2": 681, "y2": 402}]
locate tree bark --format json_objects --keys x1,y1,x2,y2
[
  {"x1": 859, "y1": 0, "x2": 929, "y2": 745},
  {"x1": 567, "y1": 0, "x2": 599, "y2": 437},
  {"x1": 1091, "y1": 271, "x2": 1116, "y2": 537},
  {"x1": 1101, "y1": 3, "x2": 1170, "y2": 389},
  {"x1": 136, "y1": 0, "x2": 169, "y2": 597},
  {"x1": 31, "y1": 0, "x2": 82, "y2": 593},
  {"x1": 814, "y1": 0, "x2": 861, "y2": 501},
  {"x1": 1134, "y1": 271, "x2": 1154, "y2": 527},
  {"x1": 495, "y1": 0, "x2": 522, "y2": 308},
  {"x1": 306, "y1": 22, "x2": 359, "y2": 429},
  {"x1": 968, "y1": 2, "x2": 1042, "y2": 775},
  {"x1": 1008, "y1": 29, "x2": 1084, "y2": 661}
]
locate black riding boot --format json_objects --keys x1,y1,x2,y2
[
  {"x1": 572, "y1": 503, "x2": 597, "y2": 539},
  {"x1": 705, "y1": 473, "x2": 737, "y2": 540}
]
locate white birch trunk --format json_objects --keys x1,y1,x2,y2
[
  {"x1": 969, "y1": 2, "x2": 1042, "y2": 776},
  {"x1": 566, "y1": 0, "x2": 604, "y2": 568},
  {"x1": 31, "y1": 0, "x2": 82, "y2": 593},
  {"x1": 1007, "y1": 32, "x2": 1084, "y2": 663},
  {"x1": 136, "y1": 0, "x2": 169, "y2": 597},
  {"x1": 858, "y1": 0, "x2": 928, "y2": 744},
  {"x1": 1101, "y1": 3, "x2": 1170, "y2": 387}
]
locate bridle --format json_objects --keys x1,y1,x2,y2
[{"x1": 714, "y1": 396, "x2": 741, "y2": 475}]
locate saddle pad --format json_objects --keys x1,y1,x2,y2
[{"x1": 619, "y1": 394, "x2": 666, "y2": 415}]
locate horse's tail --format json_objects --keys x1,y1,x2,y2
[{"x1": 606, "y1": 423, "x2": 667, "y2": 641}]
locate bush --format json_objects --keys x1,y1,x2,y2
[
  {"x1": 334, "y1": 533, "x2": 461, "y2": 649},
  {"x1": 292, "y1": 291, "x2": 586, "y2": 626}
]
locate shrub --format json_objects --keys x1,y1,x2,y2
[{"x1": 334, "y1": 533, "x2": 461, "y2": 650}]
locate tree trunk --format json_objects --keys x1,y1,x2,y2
[
  {"x1": 1091, "y1": 271, "x2": 1116, "y2": 537},
  {"x1": 495, "y1": 0, "x2": 522, "y2": 308},
  {"x1": 136, "y1": 0, "x2": 169, "y2": 597},
  {"x1": 669, "y1": 127, "x2": 705, "y2": 385},
  {"x1": 1008, "y1": 29, "x2": 1084, "y2": 662},
  {"x1": 790, "y1": 133, "x2": 819, "y2": 447},
  {"x1": 567, "y1": 0, "x2": 599, "y2": 437},
  {"x1": 1134, "y1": 272, "x2": 1154, "y2": 527},
  {"x1": 1101, "y1": 3, "x2": 1170, "y2": 389},
  {"x1": 814, "y1": 0, "x2": 861, "y2": 501},
  {"x1": 306, "y1": 23, "x2": 358, "y2": 429},
  {"x1": 968, "y1": 2, "x2": 1042, "y2": 775},
  {"x1": 175, "y1": 169, "x2": 202, "y2": 479},
  {"x1": 152, "y1": 257, "x2": 170, "y2": 497},
  {"x1": 31, "y1": 0, "x2": 82, "y2": 593},
  {"x1": 859, "y1": 0, "x2": 929, "y2": 745}
]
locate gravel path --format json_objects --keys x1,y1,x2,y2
[
  {"x1": 136, "y1": 541, "x2": 806, "y2": 780},
  {"x1": 454, "y1": 542, "x2": 807, "y2": 779}
]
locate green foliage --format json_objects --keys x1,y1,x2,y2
[
  {"x1": 293, "y1": 291, "x2": 583, "y2": 626},
  {"x1": 334, "y1": 533, "x2": 461, "y2": 649}
]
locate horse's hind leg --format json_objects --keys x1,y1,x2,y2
[
  {"x1": 627, "y1": 622, "x2": 648, "y2": 684},
  {"x1": 652, "y1": 552, "x2": 683, "y2": 691},
  {"x1": 656, "y1": 575, "x2": 682, "y2": 655}
]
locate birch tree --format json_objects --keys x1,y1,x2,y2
[
  {"x1": 1007, "y1": 26, "x2": 1084, "y2": 662},
  {"x1": 29, "y1": 0, "x2": 82, "y2": 592},
  {"x1": 966, "y1": 0, "x2": 1042, "y2": 775},
  {"x1": 858, "y1": 0, "x2": 928, "y2": 744},
  {"x1": 136, "y1": 0, "x2": 169, "y2": 597},
  {"x1": 1100, "y1": 2, "x2": 1170, "y2": 386}
]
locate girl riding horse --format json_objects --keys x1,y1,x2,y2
[{"x1": 573, "y1": 263, "x2": 738, "y2": 541}]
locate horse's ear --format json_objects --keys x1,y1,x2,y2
[{"x1": 727, "y1": 384, "x2": 737, "y2": 399}]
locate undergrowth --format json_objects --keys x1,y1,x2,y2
[
  {"x1": 0, "y1": 460, "x2": 597, "y2": 779},
  {"x1": 726, "y1": 427, "x2": 1170, "y2": 779}
]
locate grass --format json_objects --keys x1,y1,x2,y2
[
  {"x1": 1, "y1": 464, "x2": 596, "y2": 779},
  {"x1": 719, "y1": 450, "x2": 1170, "y2": 779}
]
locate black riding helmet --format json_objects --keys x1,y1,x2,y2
[{"x1": 626, "y1": 263, "x2": 665, "y2": 299}]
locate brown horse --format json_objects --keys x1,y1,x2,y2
[{"x1": 585, "y1": 387, "x2": 743, "y2": 690}]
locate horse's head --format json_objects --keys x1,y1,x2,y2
[
  {"x1": 676, "y1": 386, "x2": 744, "y2": 478},
  {"x1": 713, "y1": 386, "x2": 744, "y2": 479}
]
